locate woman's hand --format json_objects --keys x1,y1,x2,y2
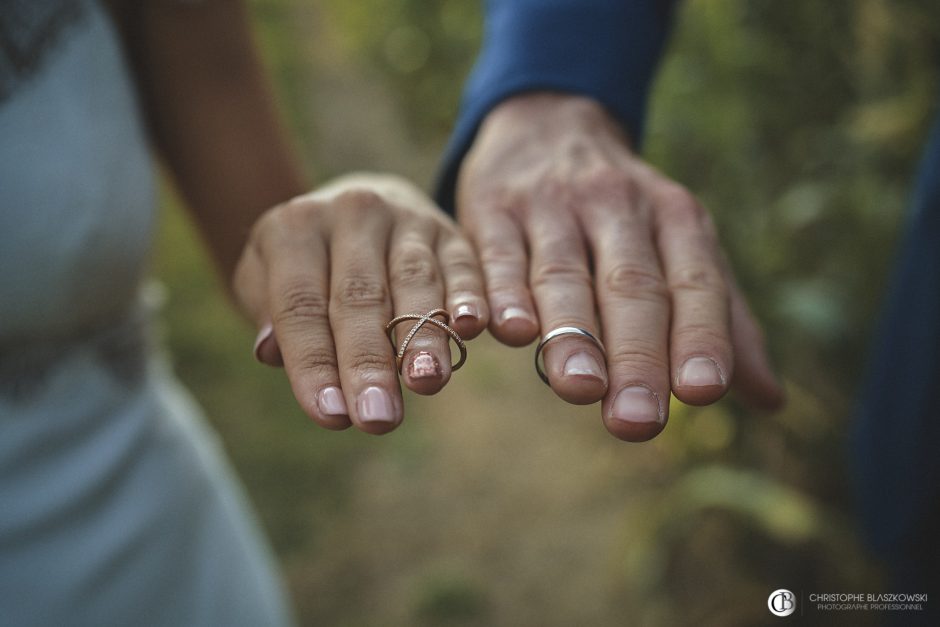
[
  {"x1": 234, "y1": 174, "x2": 489, "y2": 434},
  {"x1": 457, "y1": 93, "x2": 784, "y2": 442}
]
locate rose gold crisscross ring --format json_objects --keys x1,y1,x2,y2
[{"x1": 384, "y1": 308, "x2": 467, "y2": 373}]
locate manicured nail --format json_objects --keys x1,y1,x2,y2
[
  {"x1": 317, "y1": 386, "x2": 348, "y2": 416},
  {"x1": 253, "y1": 323, "x2": 274, "y2": 361},
  {"x1": 676, "y1": 357, "x2": 725, "y2": 388},
  {"x1": 453, "y1": 303, "x2": 479, "y2": 321},
  {"x1": 407, "y1": 351, "x2": 441, "y2": 380},
  {"x1": 498, "y1": 306, "x2": 536, "y2": 325},
  {"x1": 563, "y1": 351, "x2": 605, "y2": 381},
  {"x1": 609, "y1": 386, "x2": 663, "y2": 424},
  {"x1": 357, "y1": 386, "x2": 397, "y2": 423}
]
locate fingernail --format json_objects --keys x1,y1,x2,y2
[
  {"x1": 609, "y1": 386, "x2": 663, "y2": 424},
  {"x1": 357, "y1": 386, "x2": 397, "y2": 423},
  {"x1": 498, "y1": 306, "x2": 536, "y2": 325},
  {"x1": 563, "y1": 351, "x2": 605, "y2": 381},
  {"x1": 317, "y1": 386, "x2": 348, "y2": 416},
  {"x1": 453, "y1": 303, "x2": 479, "y2": 321},
  {"x1": 253, "y1": 323, "x2": 274, "y2": 361},
  {"x1": 407, "y1": 351, "x2": 442, "y2": 380},
  {"x1": 676, "y1": 357, "x2": 725, "y2": 388}
]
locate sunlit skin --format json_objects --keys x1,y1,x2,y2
[
  {"x1": 456, "y1": 92, "x2": 786, "y2": 442},
  {"x1": 107, "y1": 2, "x2": 781, "y2": 442},
  {"x1": 234, "y1": 175, "x2": 489, "y2": 434}
]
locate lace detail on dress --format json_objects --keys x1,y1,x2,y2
[
  {"x1": 0, "y1": 307, "x2": 150, "y2": 402},
  {"x1": 0, "y1": 0, "x2": 87, "y2": 102}
]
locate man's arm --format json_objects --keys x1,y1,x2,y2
[
  {"x1": 440, "y1": 0, "x2": 783, "y2": 442},
  {"x1": 437, "y1": 0, "x2": 677, "y2": 213}
]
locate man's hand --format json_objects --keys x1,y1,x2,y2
[{"x1": 457, "y1": 92, "x2": 784, "y2": 441}]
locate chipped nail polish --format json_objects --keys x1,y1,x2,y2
[{"x1": 408, "y1": 351, "x2": 442, "y2": 380}]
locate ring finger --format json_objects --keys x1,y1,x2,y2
[
  {"x1": 329, "y1": 197, "x2": 402, "y2": 434},
  {"x1": 527, "y1": 211, "x2": 608, "y2": 404}
]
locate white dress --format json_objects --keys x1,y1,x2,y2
[{"x1": 0, "y1": 2, "x2": 295, "y2": 625}]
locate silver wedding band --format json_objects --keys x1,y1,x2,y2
[{"x1": 534, "y1": 326, "x2": 606, "y2": 385}]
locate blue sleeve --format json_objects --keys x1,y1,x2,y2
[{"x1": 435, "y1": 0, "x2": 678, "y2": 213}]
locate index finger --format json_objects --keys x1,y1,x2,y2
[{"x1": 260, "y1": 203, "x2": 352, "y2": 431}]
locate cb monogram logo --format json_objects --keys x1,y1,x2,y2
[{"x1": 768, "y1": 589, "x2": 796, "y2": 617}]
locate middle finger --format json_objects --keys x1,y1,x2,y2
[
  {"x1": 329, "y1": 193, "x2": 402, "y2": 434},
  {"x1": 586, "y1": 200, "x2": 672, "y2": 442}
]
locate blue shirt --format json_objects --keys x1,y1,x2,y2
[
  {"x1": 437, "y1": 0, "x2": 677, "y2": 213},
  {"x1": 437, "y1": 0, "x2": 940, "y2": 581}
]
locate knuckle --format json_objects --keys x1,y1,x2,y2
[
  {"x1": 334, "y1": 188, "x2": 391, "y2": 224},
  {"x1": 471, "y1": 187, "x2": 528, "y2": 219},
  {"x1": 276, "y1": 196, "x2": 321, "y2": 226},
  {"x1": 439, "y1": 233, "x2": 477, "y2": 261},
  {"x1": 531, "y1": 260, "x2": 592, "y2": 291},
  {"x1": 529, "y1": 229, "x2": 590, "y2": 289},
  {"x1": 672, "y1": 322, "x2": 729, "y2": 350},
  {"x1": 579, "y1": 163, "x2": 629, "y2": 189},
  {"x1": 391, "y1": 244, "x2": 439, "y2": 287},
  {"x1": 603, "y1": 264, "x2": 668, "y2": 302},
  {"x1": 443, "y1": 255, "x2": 480, "y2": 278},
  {"x1": 335, "y1": 187, "x2": 385, "y2": 211},
  {"x1": 481, "y1": 240, "x2": 524, "y2": 267},
  {"x1": 347, "y1": 350, "x2": 393, "y2": 378},
  {"x1": 275, "y1": 283, "x2": 329, "y2": 325},
  {"x1": 606, "y1": 340, "x2": 670, "y2": 374},
  {"x1": 536, "y1": 175, "x2": 574, "y2": 206},
  {"x1": 333, "y1": 274, "x2": 388, "y2": 308},
  {"x1": 668, "y1": 265, "x2": 728, "y2": 295},
  {"x1": 254, "y1": 199, "x2": 324, "y2": 250},
  {"x1": 568, "y1": 165, "x2": 658, "y2": 224},
  {"x1": 295, "y1": 351, "x2": 339, "y2": 377},
  {"x1": 576, "y1": 164, "x2": 639, "y2": 206},
  {"x1": 487, "y1": 285, "x2": 524, "y2": 301},
  {"x1": 658, "y1": 185, "x2": 705, "y2": 223}
]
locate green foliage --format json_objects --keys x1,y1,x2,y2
[
  {"x1": 320, "y1": 0, "x2": 482, "y2": 139},
  {"x1": 155, "y1": 1, "x2": 938, "y2": 625},
  {"x1": 649, "y1": 0, "x2": 939, "y2": 395},
  {"x1": 412, "y1": 570, "x2": 489, "y2": 624}
]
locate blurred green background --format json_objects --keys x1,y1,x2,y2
[{"x1": 153, "y1": 1, "x2": 939, "y2": 625}]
